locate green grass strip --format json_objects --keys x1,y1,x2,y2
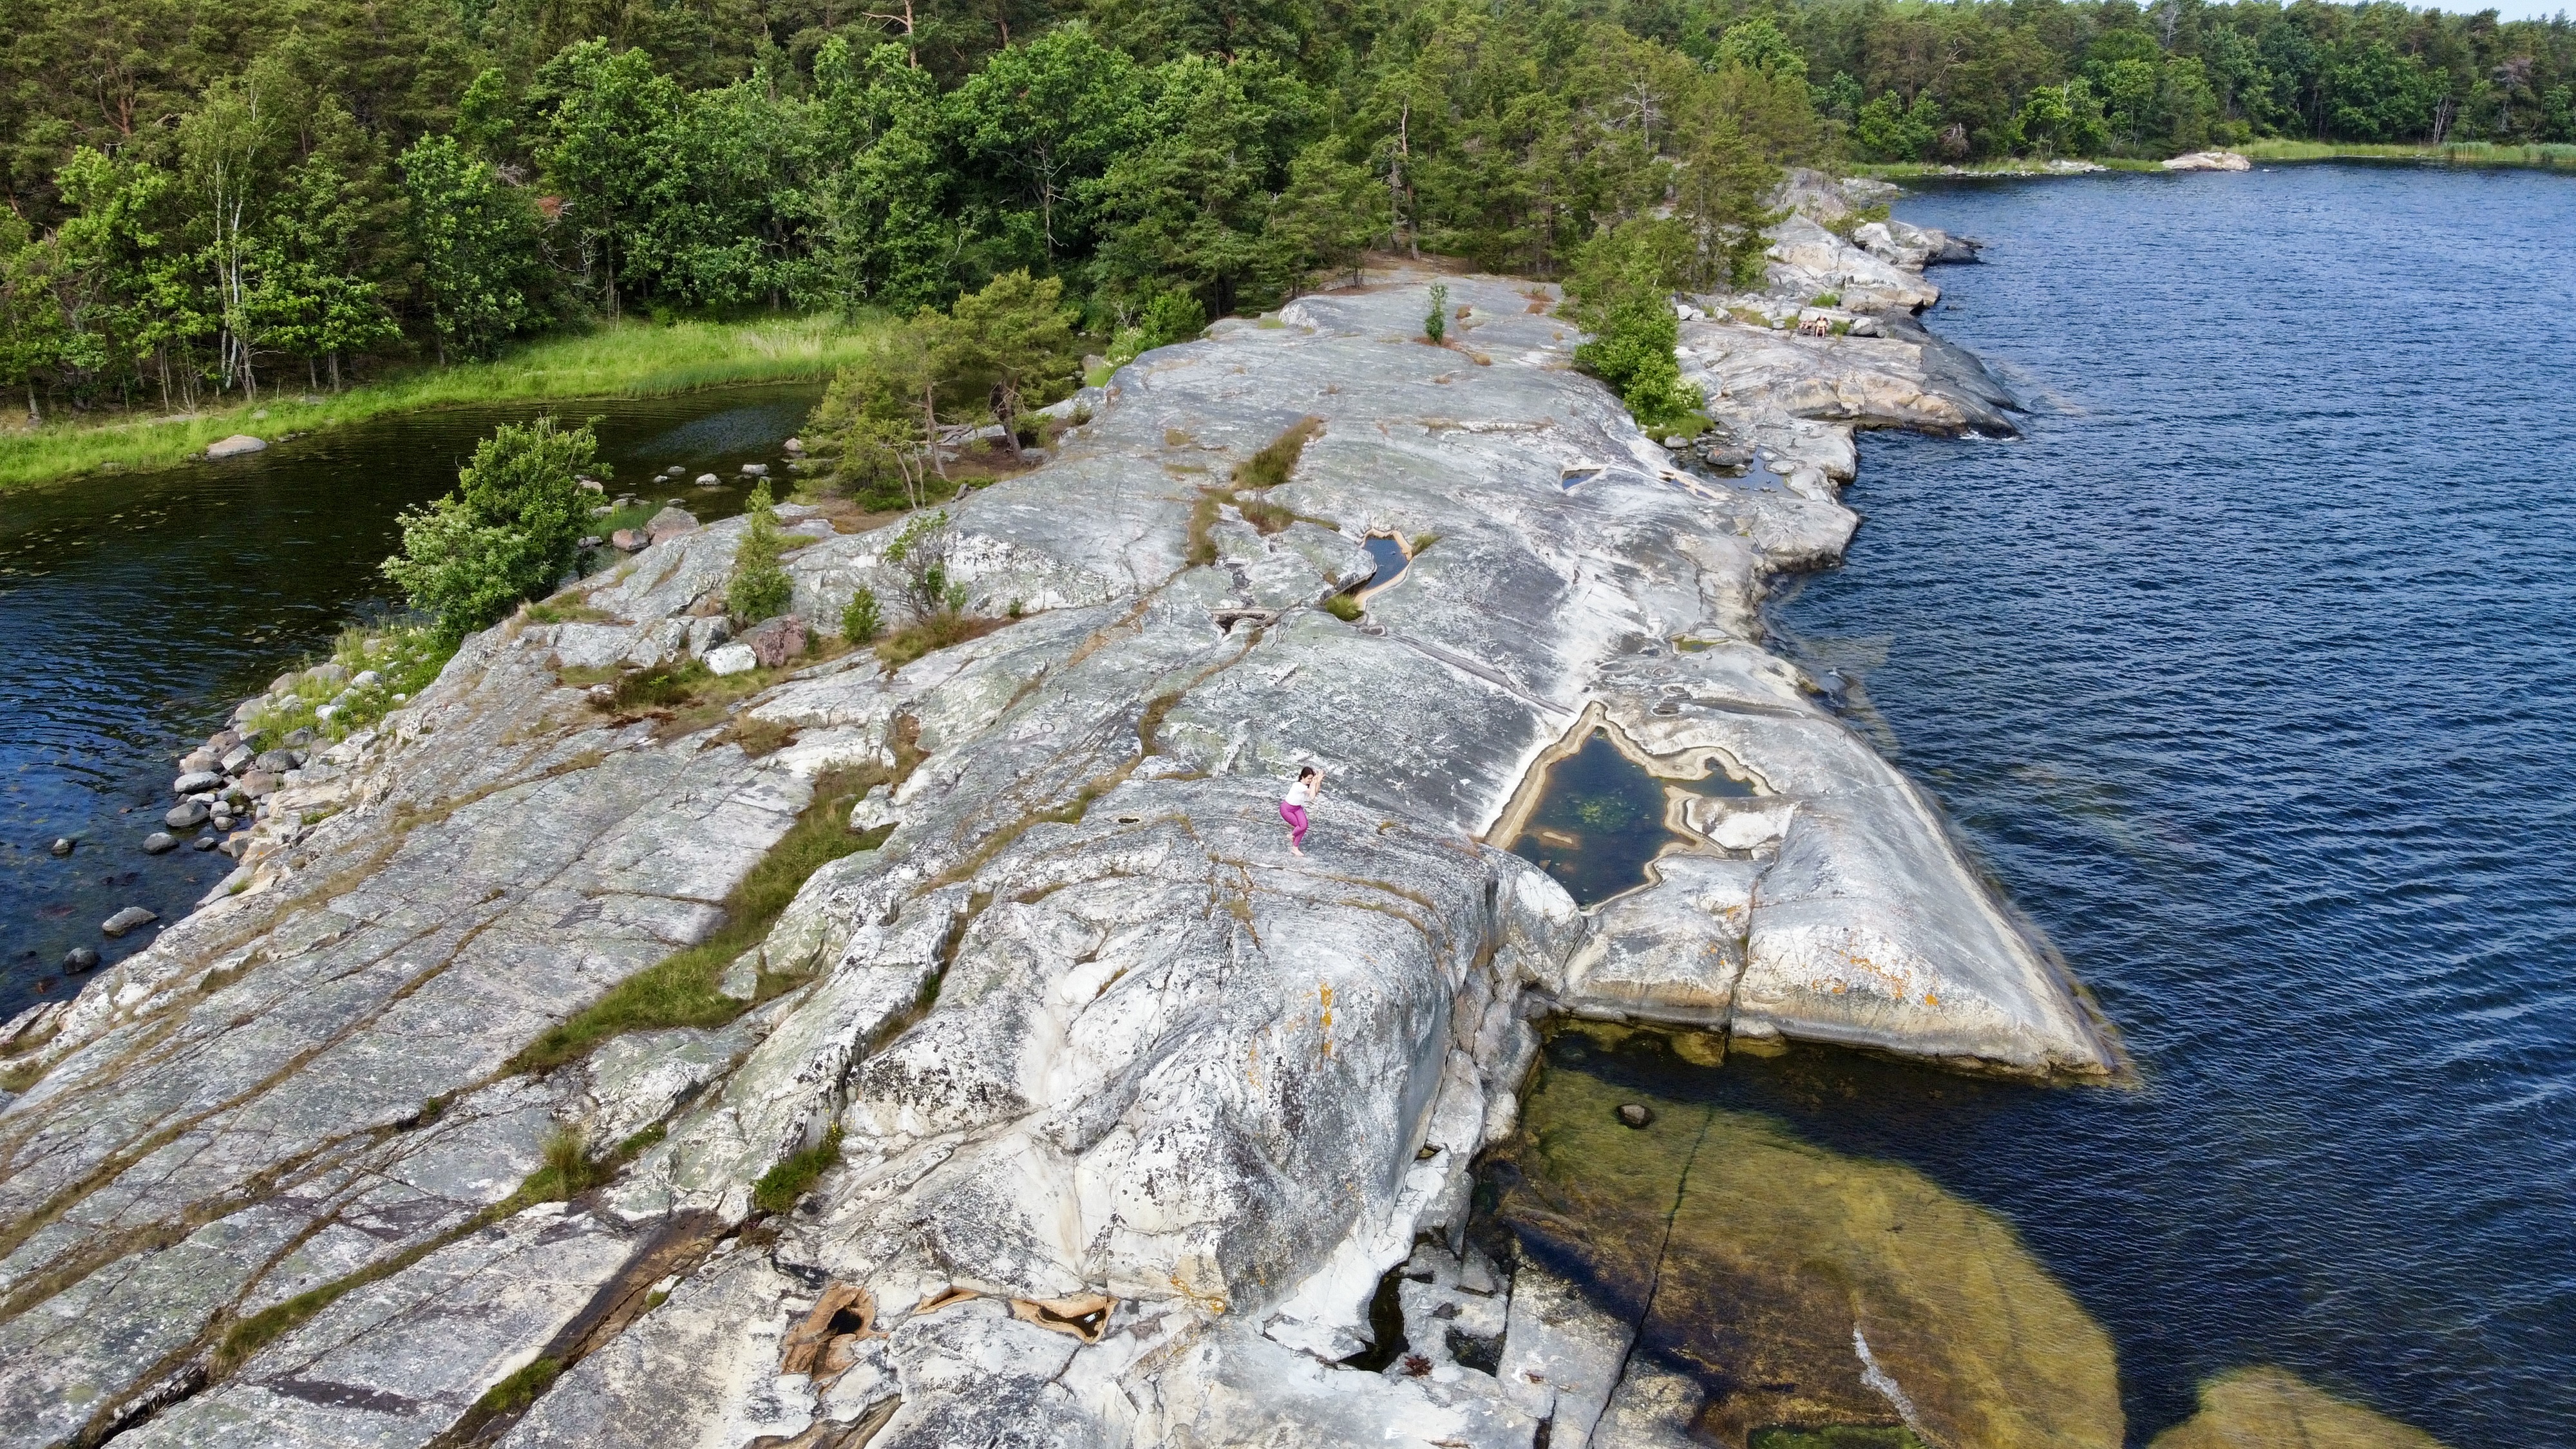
[
  {"x1": 0, "y1": 314, "x2": 892, "y2": 491},
  {"x1": 507, "y1": 764, "x2": 887, "y2": 1075}
]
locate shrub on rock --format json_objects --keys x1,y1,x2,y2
[
  {"x1": 726, "y1": 481, "x2": 794, "y2": 624},
  {"x1": 383, "y1": 417, "x2": 600, "y2": 641}
]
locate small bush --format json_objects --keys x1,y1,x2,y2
[
  {"x1": 1424, "y1": 283, "x2": 1450, "y2": 343},
  {"x1": 842, "y1": 585, "x2": 882, "y2": 642},
  {"x1": 726, "y1": 481, "x2": 793, "y2": 624},
  {"x1": 383, "y1": 416, "x2": 602, "y2": 643},
  {"x1": 752, "y1": 1126, "x2": 845, "y2": 1215},
  {"x1": 1323, "y1": 592, "x2": 1363, "y2": 621}
]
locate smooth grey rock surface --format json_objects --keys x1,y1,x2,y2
[
  {"x1": 0, "y1": 185, "x2": 2108, "y2": 1449},
  {"x1": 204, "y1": 435, "x2": 267, "y2": 460}
]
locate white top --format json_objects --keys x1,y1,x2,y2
[{"x1": 1283, "y1": 779, "x2": 1317, "y2": 808}]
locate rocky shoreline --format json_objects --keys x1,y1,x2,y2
[{"x1": 0, "y1": 177, "x2": 2118, "y2": 1449}]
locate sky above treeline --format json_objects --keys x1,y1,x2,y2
[{"x1": 2476, "y1": 0, "x2": 2569, "y2": 19}]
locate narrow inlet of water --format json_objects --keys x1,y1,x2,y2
[{"x1": 0, "y1": 383, "x2": 818, "y2": 1018}]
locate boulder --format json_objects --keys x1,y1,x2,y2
[
  {"x1": 782, "y1": 437, "x2": 805, "y2": 455},
  {"x1": 737, "y1": 615, "x2": 808, "y2": 669},
  {"x1": 739, "y1": 462, "x2": 769, "y2": 477},
  {"x1": 218, "y1": 744, "x2": 255, "y2": 774},
  {"x1": 2163, "y1": 149, "x2": 2251, "y2": 171},
  {"x1": 703, "y1": 642, "x2": 758, "y2": 676},
  {"x1": 166, "y1": 800, "x2": 211, "y2": 829},
  {"x1": 268, "y1": 672, "x2": 300, "y2": 695},
  {"x1": 173, "y1": 770, "x2": 224, "y2": 796},
  {"x1": 100, "y1": 905, "x2": 158, "y2": 936},
  {"x1": 193, "y1": 834, "x2": 221, "y2": 852},
  {"x1": 208, "y1": 728, "x2": 241, "y2": 753},
  {"x1": 238, "y1": 770, "x2": 281, "y2": 799},
  {"x1": 49, "y1": 837, "x2": 73, "y2": 857},
  {"x1": 229, "y1": 696, "x2": 269, "y2": 723},
  {"x1": 254, "y1": 748, "x2": 300, "y2": 773},
  {"x1": 205, "y1": 434, "x2": 267, "y2": 459},
  {"x1": 180, "y1": 748, "x2": 218, "y2": 775},
  {"x1": 306, "y1": 662, "x2": 348, "y2": 688},
  {"x1": 695, "y1": 473, "x2": 721, "y2": 487},
  {"x1": 612, "y1": 529, "x2": 649, "y2": 552},
  {"x1": 647, "y1": 506, "x2": 700, "y2": 545},
  {"x1": 143, "y1": 832, "x2": 179, "y2": 854},
  {"x1": 62, "y1": 946, "x2": 100, "y2": 972}
]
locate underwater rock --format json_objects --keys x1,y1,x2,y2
[
  {"x1": 1481, "y1": 1036, "x2": 2123, "y2": 1449},
  {"x1": 2148, "y1": 1367, "x2": 2447, "y2": 1449}
]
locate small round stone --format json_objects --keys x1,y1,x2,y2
[
  {"x1": 63, "y1": 947, "x2": 100, "y2": 972},
  {"x1": 1616, "y1": 1103, "x2": 1654, "y2": 1129},
  {"x1": 50, "y1": 837, "x2": 75, "y2": 857}
]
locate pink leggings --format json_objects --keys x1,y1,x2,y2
[{"x1": 1279, "y1": 802, "x2": 1309, "y2": 847}]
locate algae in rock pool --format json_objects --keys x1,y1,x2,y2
[
  {"x1": 1509, "y1": 729, "x2": 1756, "y2": 906},
  {"x1": 1475, "y1": 1026, "x2": 2121, "y2": 1448}
]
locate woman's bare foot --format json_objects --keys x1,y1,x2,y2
[{"x1": 1291, "y1": 846, "x2": 1305, "y2": 856}]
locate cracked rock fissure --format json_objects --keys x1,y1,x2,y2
[{"x1": 1, "y1": 191, "x2": 2119, "y2": 1449}]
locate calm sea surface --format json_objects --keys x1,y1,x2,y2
[
  {"x1": 1754, "y1": 164, "x2": 2575, "y2": 1444},
  {"x1": 0, "y1": 384, "x2": 813, "y2": 1019}
]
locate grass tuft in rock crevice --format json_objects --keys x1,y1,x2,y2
[
  {"x1": 750, "y1": 1125, "x2": 844, "y2": 1215},
  {"x1": 876, "y1": 611, "x2": 1011, "y2": 669},
  {"x1": 508, "y1": 763, "x2": 890, "y2": 1075},
  {"x1": 1232, "y1": 416, "x2": 1325, "y2": 489},
  {"x1": 475, "y1": 1356, "x2": 563, "y2": 1415}
]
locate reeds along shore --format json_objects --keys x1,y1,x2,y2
[{"x1": 0, "y1": 315, "x2": 891, "y2": 491}]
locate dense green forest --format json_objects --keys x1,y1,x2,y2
[{"x1": 2, "y1": 0, "x2": 2570, "y2": 418}]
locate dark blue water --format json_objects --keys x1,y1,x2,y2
[
  {"x1": 1752, "y1": 165, "x2": 2576, "y2": 1446},
  {"x1": 0, "y1": 385, "x2": 815, "y2": 1022}
]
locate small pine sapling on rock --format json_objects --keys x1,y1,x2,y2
[
  {"x1": 726, "y1": 481, "x2": 794, "y2": 624},
  {"x1": 842, "y1": 585, "x2": 882, "y2": 643}
]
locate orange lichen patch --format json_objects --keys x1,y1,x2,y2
[
  {"x1": 916, "y1": 1285, "x2": 979, "y2": 1316},
  {"x1": 781, "y1": 1282, "x2": 882, "y2": 1375},
  {"x1": 1011, "y1": 1293, "x2": 1115, "y2": 1343}
]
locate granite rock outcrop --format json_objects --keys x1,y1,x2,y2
[{"x1": 0, "y1": 184, "x2": 2112, "y2": 1448}]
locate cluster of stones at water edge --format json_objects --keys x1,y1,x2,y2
[{"x1": 0, "y1": 175, "x2": 2116, "y2": 1449}]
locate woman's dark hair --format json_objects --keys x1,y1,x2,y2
[{"x1": 1297, "y1": 765, "x2": 1319, "y2": 779}]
